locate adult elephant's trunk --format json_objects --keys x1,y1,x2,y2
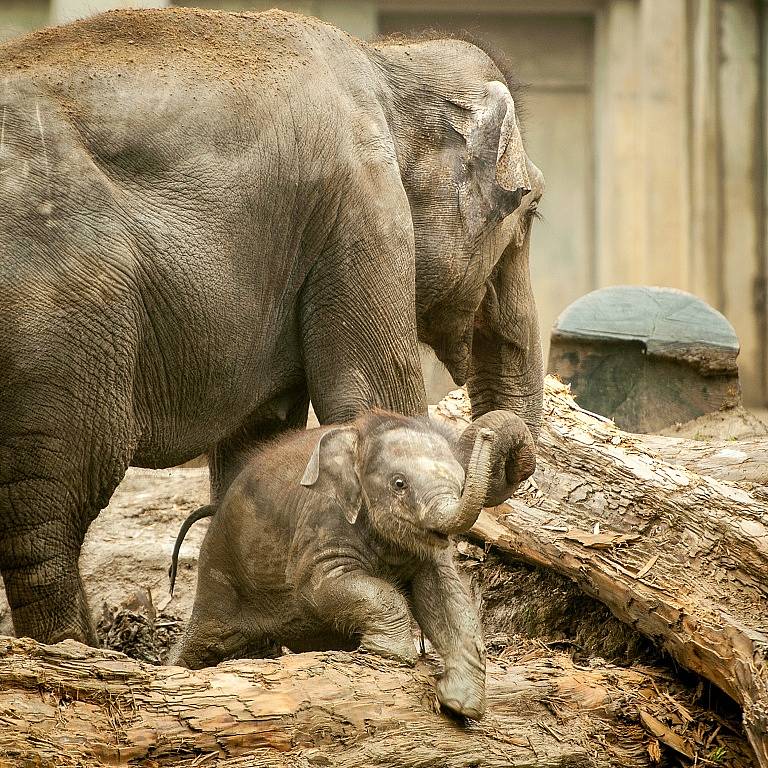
[
  {"x1": 435, "y1": 427, "x2": 495, "y2": 535},
  {"x1": 468, "y1": 320, "x2": 543, "y2": 441},
  {"x1": 468, "y1": 176, "x2": 544, "y2": 443}
]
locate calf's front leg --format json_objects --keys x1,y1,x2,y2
[
  {"x1": 411, "y1": 551, "x2": 486, "y2": 719},
  {"x1": 305, "y1": 571, "x2": 417, "y2": 665}
]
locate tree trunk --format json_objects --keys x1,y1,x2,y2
[
  {"x1": 436, "y1": 377, "x2": 768, "y2": 766},
  {"x1": 639, "y1": 433, "x2": 768, "y2": 484},
  {"x1": 0, "y1": 633, "x2": 718, "y2": 768}
]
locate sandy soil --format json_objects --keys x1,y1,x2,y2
[{"x1": 660, "y1": 404, "x2": 768, "y2": 440}]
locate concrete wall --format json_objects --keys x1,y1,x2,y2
[
  {"x1": 51, "y1": 0, "x2": 169, "y2": 25},
  {"x1": 0, "y1": 1, "x2": 49, "y2": 41},
  {"x1": 593, "y1": 0, "x2": 766, "y2": 403}
]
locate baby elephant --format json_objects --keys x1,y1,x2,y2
[{"x1": 168, "y1": 409, "x2": 535, "y2": 719}]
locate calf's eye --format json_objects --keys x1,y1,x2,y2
[{"x1": 391, "y1": 475, "x2": 408, "y2": 492}]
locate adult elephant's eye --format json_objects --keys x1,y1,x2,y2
[{"x1": 391, "y1": 475, "x2": 408, "y2": 493}]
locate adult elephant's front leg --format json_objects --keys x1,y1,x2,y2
[
  {"x1": 411, "y1": 551, "x2": 486, "y2": 719},
  {"x1": 300, "y1": 148, "x2": 426, "y2": 423},
  {"x1": 0, "y1": 374, "x2": 134, "y2": 644}
]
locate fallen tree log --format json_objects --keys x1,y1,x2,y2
[
  {"x1": 0, "y1": 634, "x2": 710, "y2": 768},
  {"x1": 639, "y1": 433, "x2": 768, "y2": 484},
  {"x1": 437, "y1": 377, "x2": 768, "y2": 766},
  {"x1": 2, "y1": 378, "x2": 767, "y2": 767}
]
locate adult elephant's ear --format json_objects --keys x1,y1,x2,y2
[
  {"x1": 447, "y1": 81, "x2": 531, "y2": 227},
  {"x1": 301, "y1": 428, "x2": 362, "y2": 524},
  {"x1": 491, "y1": 81, "x2": 531, "y2": 194}
]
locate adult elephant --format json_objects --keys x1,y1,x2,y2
[{"x1": 0, "y1": 8, "x2": 544, "y2": 644}]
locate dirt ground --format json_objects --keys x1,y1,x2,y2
[{"x1": 660, "y1": 404, "x2": 768, "y2": 440}]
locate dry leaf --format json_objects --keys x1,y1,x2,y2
[
  {"x1": 647, "y1": 739, "x2": 662, "y2": 763},
  {"x1": 636, "y1": 554, "x2": 660, "y2": 579},
  {"x1": 456, "y1": 540, "x2": 485, "y2": 561}
]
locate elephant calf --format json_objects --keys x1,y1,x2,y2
[{"x1": 169, "y1": 409, "x2": 535, "y2": 719}]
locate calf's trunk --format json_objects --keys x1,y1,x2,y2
[{"x1": 439, "y1": 427, "x2": 495, "y2": 534}]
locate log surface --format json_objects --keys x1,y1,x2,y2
[
  {"x1": 438, "y1": 377, "x2": 768, "y2": 765},
  {"x1": 639, "y1": 433, "x2": 768, "y2": 484},
  {"x1": 0, "y1": 636, "x2": 666, "y2": 768}
]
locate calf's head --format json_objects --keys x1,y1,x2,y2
[{"x1": 301, "y1": 413, "x2": 495, "y2": 555}]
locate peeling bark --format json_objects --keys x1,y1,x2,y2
[
  {"x1": 436, "y1": 377, "x2": 768, "y2": 766},
  {"x1": 639, "y1": 433, "x2": 768, "y2": 484},
  {"x1": 0, "y1": 635, "x2": 679, "y2": 767}
]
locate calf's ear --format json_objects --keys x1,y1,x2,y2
[{"x1": 301, "y1": 427, "x2": 362, "y2": 524}]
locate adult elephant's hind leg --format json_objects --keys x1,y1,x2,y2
[
  {"x1": 208, "y1": 387, "x2": 310, "y2": 503},
  {"x1": 0, "y1": 394, "x2": 134, "y2": 645}
]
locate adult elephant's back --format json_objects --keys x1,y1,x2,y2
[{"x1": 0, "y1": 7, "x2": 364, "y2": 465}]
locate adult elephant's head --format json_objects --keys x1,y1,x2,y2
[{"x1": 372, "y1": 37, "x2": 544, "y2": 440}]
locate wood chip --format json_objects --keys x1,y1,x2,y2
[
  {"x1": 636, "y1": 554, "x2": 660, "y2": 580},
  {"x1": 639, "y1": 710, "x2": 695, "y2": 760},
  {"x1": 563, "y1": 529, "x2": 641, "y2": 549}
]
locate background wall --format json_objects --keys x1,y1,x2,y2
[{"x1": 2, "y1": 0, "x2": 766, "y2": 404}]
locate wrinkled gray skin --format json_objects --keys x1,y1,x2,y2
[
  {"x1": 169, "y1": 410, "x2": 535, "y2": 720},
  {"x1": 0, "y1": 8, "x2": 544, "y2": 644}
]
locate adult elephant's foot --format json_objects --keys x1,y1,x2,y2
[
  {"x1": 0, "y1": 503, "x2": 98, "y2": 646},
  {"x1": 4, "y1": 564, "x2": 97, "y2": 645}
]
